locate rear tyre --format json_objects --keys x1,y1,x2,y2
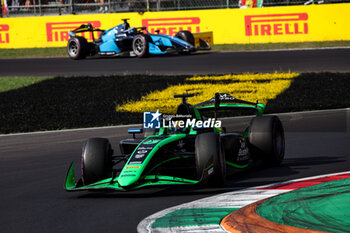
[
  {"x1": 248, "y1": 116, "x2": 285, "y2": 166},
  {"x1": 81, "y1": 138, "x2": 113, "y2": 185},
  {"x1": 132, "y1": 34, "x2": 151, "y2": 58},
  {"x1": 195, "y1": 133, "x2": 226, "y2": 186},
  {"x1": 175, "y1": 30, "x2": 195, "y2": 46},
  {"x1": 67, "y1": 36, "x2": 89, "y2": 60}
]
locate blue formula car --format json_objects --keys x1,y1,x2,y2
[{"x1": 67, "y1": 19, "x2": 211, "y2": 59}]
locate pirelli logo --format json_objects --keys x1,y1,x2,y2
[
  {"x1": 46, "y1": 21, "x2": 101, "y2": 42},
  {"x1": 142, "y1": 17, "x2": 200, "y2": 36},
  {"x1": 245, "y1": 13, "x2": 308, "y2": 36},
  {"x1": 0, "y1": 24, "x2": 10, "y2": 44}
]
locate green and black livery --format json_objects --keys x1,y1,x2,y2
[{"x1": 65, "y1": 93, "x2": 285, "y2": 192}]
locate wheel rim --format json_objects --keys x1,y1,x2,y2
[
  {"x1": 68, "y1": 41, "x2": 78, "y2": 57},
  {"x1": 134, "y1": 38, "x2": 144, "y2": 55}
]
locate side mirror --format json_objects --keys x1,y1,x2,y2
[{"x1": 128, "y1": 128, "x2": 143, "y2": 139}]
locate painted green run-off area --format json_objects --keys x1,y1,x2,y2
[
  {"x1": 152, "y1": 208, "x2": 238, "y2": 228},
  {"x1": 257, "y1": 178, "x2": 350, "y2": 233}
]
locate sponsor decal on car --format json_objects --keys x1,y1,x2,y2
[
  {"x1": 46, "y1": 21, "x2": 101, "y2": 42},
  {"x1": 128, "y1": 144, "x2": 157, "y2": 164},
  {"x1": 208, "y1": 93, "x2": 235, "y2": 102},
  {"x1": 0, "y1": 24, "x2": 10, "y2": 44},
  {"x1": 245, "y1": 13, "x2": 308, "y2": 36},
  {"x1": 135, "y1": 154, "x2": 145, "y2": 159},
  {"x1": 128, "y1": 161, "x2": 142, "y2": 165},
  {"x1": 237, "y1": 139, "x2": 249, "y2": 161},
  {"x1": 123, "y1": 170, "x2": 137, "y2": 173},
  {"x1": 98, "y1": 51, "x2": 116, "y2": 56},
  {"x1": 120, "y1": 174, "x2": 136, "y2": 177},
  {"x1": 143, "y1": 139, "x2": 162, "y2": 145},
  {"x1": 142, "y1": 17, "x2": 201, "y2": 36},
  {"x1": 177, "y1": 140, "x2": 185, "y2": 149},
  {"x1": 125, "y1": 166, "x2": 141, "y2": 169},
  {"x1": 138, "y1": 147, "x2": 153, "y2": 150}
]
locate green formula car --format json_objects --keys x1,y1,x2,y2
[{"x1": 64, "y1": 93, "x2": 285, "y2": 192}]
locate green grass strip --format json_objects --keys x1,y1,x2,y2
[
  {"x1": 257, "y1": 178, "x2": 350, "y2": 233},
  {"x1": 0, "y1": 47, "x2": 67, "y2": 59},
  {"x1": 152, "y1": 207, "x2": 239, "y2": 228},
  {"x1": 0, "y1": 77, "x2": 53, "y2": 93}
]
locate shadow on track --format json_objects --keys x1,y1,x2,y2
[
  {"x1": 70, "y1": 155, "x2": 344, "y2": 200},
  {"x1": 85, "y1": 51, "x2": 212, "y2": 60}
]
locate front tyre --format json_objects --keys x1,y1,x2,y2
[
  {"x1": 67, "y1": 36, "x2": 89, "y2": 60},
  {"x1": 175, "y1": 30, "x2": 195, "y2": 46},
  {"x1": 175, "y1": 31, "x2": 195, "y2": 55},
  {"x1": 132, "y1": 34, "x2": 151, "y2": 58},
  {"x1": 81, "y1": 138, "x2": 113, "y2": 185},
  {"x1": 195, "y1": 132, "x2": 226, "y2": 186},
  {"x1": 248, "y1": 116, "x2": 285, "y2": 166}
]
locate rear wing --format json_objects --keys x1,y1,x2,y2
[
  {"x1": 68, "y1": 23, "x2": 104, "y2": 39},
  {"x1": 194, "y1": 93, "x2": 265, "y2": 116}
]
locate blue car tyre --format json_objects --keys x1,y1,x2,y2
[
  {"x1": 175, "y1": 31, "x2": 195, "y2": 55},
  {"x1": 132, "y1": 34, "x2": 151, "y2": 58},
  {"x1": 175, "y1": 30, "x2": 195, "y2": 46},
  {"x1": 67, "y1": 36, "x2": 89, "y2": 60}
]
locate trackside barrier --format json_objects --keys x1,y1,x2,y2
[{"x1": 0, "y1": 3, "x2": 350, "y2": 49}]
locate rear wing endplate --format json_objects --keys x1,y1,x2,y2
[{"x1": 192, "y1": 31, "x2": 213, "y2": 50}]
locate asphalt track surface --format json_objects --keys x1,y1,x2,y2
[
  {"x1": 1, "y1": 48, "x2": 350, "y2": 76},
  {"x1": 1, "y1": 109, "x2": 350, "y2": 233}
]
